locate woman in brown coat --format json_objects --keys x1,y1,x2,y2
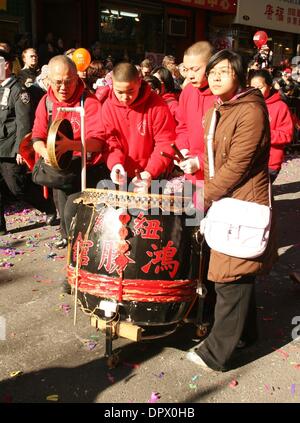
[{"x1": 187, "y1": 49, "x2": 277, "y2": 372}]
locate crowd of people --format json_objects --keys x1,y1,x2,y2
[{"x1": 1, "y1": 34, "x2": 300, "y2": 372}]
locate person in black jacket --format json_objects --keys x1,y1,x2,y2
[{"x1": 0, "y1": 50, "x2": 55, "y2": 234}]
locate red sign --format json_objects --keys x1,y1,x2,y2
[{"x1": 164, "y1": 0, "x2": 237, "y2": 14}]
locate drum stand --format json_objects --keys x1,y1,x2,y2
[
  {"x1": 99, "y1": 300, "x2": 120, "y2": 368},
  {"x1": 193, "y1": 235, "x2": 209, "y2": 338}
]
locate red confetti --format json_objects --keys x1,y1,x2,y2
[
  {"x1": 229, "y1": 380, "x2": 238, "y2": 388},
  {"x1": 123, "y1": 361, "x2": 140, "y2": 369}
]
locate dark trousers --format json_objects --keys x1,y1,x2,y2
[
  {"x1": 56, "y1": 162, "x2": 110, "y2": 239},
  {"x1": 197, "y1": 275, "x2": 257, "y2": 371},
  {"x1": 0, "y1": 159, "x2": 56, "y2": 228}
]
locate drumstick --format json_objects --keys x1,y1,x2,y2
[
  {"x1": 161, "y1": 151, "x2": 176, "y2": 161},
  {"x1": 74, "y1": 241, "x2": 80, "y2": 326},
  {"x1": 135, "y1": 169, "x2": 142, "y2": 180},
  {"x1": 115, "y1": 169, "x2": 120, "y2": 191},
  {"x1": 171, "y1": 143, "x2": 185, "y2": 161}
]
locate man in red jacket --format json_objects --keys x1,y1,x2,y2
[
  {"x1": 102, "y1": 62, "x2": 176, "y2": 192},
  {"x1": 175, "y1": 41, "x2": 215, "y2": 184},
  {"x1": 32, "y1": 55, "x2": 106, "y2": 247}
]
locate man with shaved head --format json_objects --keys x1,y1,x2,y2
[
  {"x1": 31, "y1": 55, "x2": 106, "y2": 252},
  {"x1": 102, "y1": 62, "x2": 176, "y2": 191},
  {"x1": 175, "y1": 41, "x2": 215, "y2": 183}
]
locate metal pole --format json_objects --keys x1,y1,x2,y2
[{"x1": 80, "y1": 107, "x2": 86, "y2": 191}]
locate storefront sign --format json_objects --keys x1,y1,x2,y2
[
  {"x1": 164, "y1": 0, "x2": 237, "y2": 14},
  {"x1": 0, "y1": 0, "x2": 7, "y2": 11},
  {"x1": 235, "y1": 0, "x2": 300, "y2": 34}
]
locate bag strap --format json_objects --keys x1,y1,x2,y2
[
  {"x1": 45, "y1": 96, "x2": 53, "y2": 130},
  {"x1": 207, "y1": 108, "x2": 218, "y2": 179},
  {"x1": 207, "y1": 108, "x2": 272, "y2": 209}
]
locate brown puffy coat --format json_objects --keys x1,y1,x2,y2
[{"x1": 203, "y1": 88, "x2": 278, "y2": 283}]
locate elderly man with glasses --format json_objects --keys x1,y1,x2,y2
[{"x1": 31, "y1": 55, "x2": 107, "y2": 251}]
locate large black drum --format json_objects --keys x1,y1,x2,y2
[{"x1": 67, "y1": 189, "x2": 200, "y2": 334}]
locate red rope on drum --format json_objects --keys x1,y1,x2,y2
[{"x1": 67, "y1": 266, "x2": 197, "y2": 303}]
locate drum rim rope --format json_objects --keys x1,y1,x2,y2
[{"x1": 74, "y1": 188, "x2": 194, "y2": 213}]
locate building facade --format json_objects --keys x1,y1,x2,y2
[{"x1": 1, "y1": 0, "x2": 299, "y2": 66}]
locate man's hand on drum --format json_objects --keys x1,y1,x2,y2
[
  {"x1": 40, "y1": 145, "x2": 51, "y2": 165},
  {"x1": 16, "y1": 154, "x2": 24, "y2": 165},
  {"x1": 110, "y1": 164, "x2": 127, "y2": 186},
  {"x1": 132, "y1": 171, "x2": 152, "y2": 194},
  {"x1": 176, "y1": 154, "x2": 201, "y2": 175},
  {"x1": 173, "y1": 148, "x2": 189, "y2": 167}
]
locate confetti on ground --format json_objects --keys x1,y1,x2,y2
[
  {"x1": 153, "y1": 372, "x2": 165, "y2": 379},
  {"x1": 294, "y1": 364, "x2": 300, "y2": 370},
  {"x1": 291, "y1": 384, "x2": 296, "y2": 397},
  {"x1": 61, "y1": 304, "x2": 71, "y2": 314},
  {"x1": 10, "y1": 371, "x2": 22, "y2": 378},
  {"x1": 46, "y1": 394, "x2": 59, "y2": 401},
  {"x1": 229, "y1": 380, "x2": 238, "y2": 388},
  {"x1": 148, "y1": 392, "x2": 160, "y2": 403},
  {"x1": 273, "y1": 348, "x2": 289, "y2": 359},
  {"x1": 191, "y1": 375, "x2": 199, "y2": 382},
  {"x1": 189, "y1": 384, "x2": 197, "y2": 390},
  {"x1": 107, "y1": 373, "x2": 115, "y2": 384},
  {"x1": 87, "y1": 341, "x2": 97, "y2": 351},
  {"x1": 123, "y1": 361, "x2": 140, "y2": 369}
]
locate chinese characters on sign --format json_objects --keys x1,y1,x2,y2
[
  {"x1": 163, "y1": 0, "x2": 236, "y2": 14},
  {"x1": 235, "y1": 0, "x2": 300, "y2": 33},
  {"x1": 264, "y1": 3, "x2": 300, "y2": 25}
]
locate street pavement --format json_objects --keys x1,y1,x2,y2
[{"x1": 0, "y1": 155, "x2": 300, "y2": 404}]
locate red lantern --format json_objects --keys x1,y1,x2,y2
[
  {"x1": 253, "y1": 31, "x2": 268, "y2": 49},
  {"x1": 72, "y1": 48, "x2": 91, "y2": 72}
]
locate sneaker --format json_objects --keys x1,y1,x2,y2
[
  {"x1": 0, "y1": 227, "x2": 7, "y2": 236},
  {"x1": 55, "y1": 238, "x2": 67, "y2": 249},
  {"x1": 46, "y1": 213, "x2": 58, "y2": 226},
  {"x1": 289, "y1": 272, "x2": 300, "y2": 284},
  {"x1": 236, "y1": 340, "x2": 247, "y2": 349},
  {"x1": 62, "y1": 279, "x2": 72, "y2": 295},
  {"x1": 186, "y1": 351, "x2": 213, "y2": 372}
]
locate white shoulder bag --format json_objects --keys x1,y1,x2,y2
[{"x1": 200, "y1": 109, "x2": 272, "y2": 259}]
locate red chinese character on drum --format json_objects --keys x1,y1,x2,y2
[
  {"x1": 133, "y1": 212, "x2": 163, "y2": 240},
  {"x1": 141, "y1": 241, "x2": 179, "y2": 278},
  {"x1": 98, "y1": 240, "x2": 135, "y2": 274},
  {"x1": 73, "y1": 232, "x2": 94, "y2": 267}
]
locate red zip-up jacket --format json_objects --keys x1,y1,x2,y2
[
  {"x1": 266, "y1": 90, "x2": 294, "y2": 170},
  {"x1": 102, "y1": 81, "x2": 176, "y2": 178},
  {"x1": 31, "y1": 79, "x2": 104, "y2": 165},
  {"x1": 175, "y1": 83, "x2": 215, "y2": 182}
]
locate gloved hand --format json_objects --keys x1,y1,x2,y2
[
  {"x1": 132, "y1": 171, "x2": 152, "y2": 193},
  {"x1": 110, "y1": 164, "x2": 127, "y2": 185},
  {"x1": 174, "y1": 148, "x2": 189, "y2": 166},
  {"x1": 178, "y1": 156, "x2": 200, "y2": 175}
]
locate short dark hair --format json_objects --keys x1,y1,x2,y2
[
  {"x1": 151, "y1": 66, "x2": 175, "y2": 93},
  {"x1": 206, "y1": 49, "x2": 247, "y2": 88},
  {"x1": 113, "y1": 62, "x2": 140, "y2": 82},
  {"x1": 143, "y1": 75, "x2": 162, "y2": 93},
  {"x1": 0, "y1": 49, "x2": 12, "y2": 63},
  {"x1": 249, "y1": 69, "x2": 273, "y2": 87}
]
